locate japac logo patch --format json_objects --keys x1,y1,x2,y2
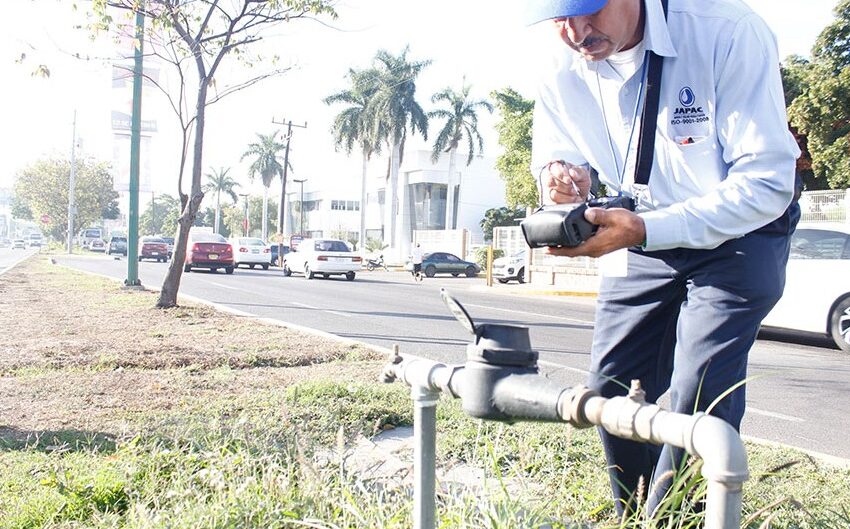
[{"x1": 671, "y1": 86, "x2": 709, "y2": 126}]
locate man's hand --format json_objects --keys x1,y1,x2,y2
[
  {"x1": 544, "y1": 161, "x2": 591, "y2": 204},
  {"x1": 547, "y1": 207, "x2": 646, "y2": 258}
]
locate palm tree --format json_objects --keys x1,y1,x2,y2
[
  {"x1": 241, "y1": 132, "x2": 286, "y2": 240},
  {"x1": 203, "y1": 167, "x2": 240, "y2": 234},
  {"x1": 367, "y1": 47, "x2": 430, "y2": 248},
  {"x1": 429, "y1": 82, "x2": 494, "y2": 230},
  {"x1": 324, "y1": 68, "x2": 384, "y2": 253}
]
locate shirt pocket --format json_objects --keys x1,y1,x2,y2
[{"x1": 663, "y1": 135, "x2": 725, "y2": 202}]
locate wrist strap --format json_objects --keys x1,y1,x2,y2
[{"x1": 633, "y1": 0, "x2": 668, "y2": 187}]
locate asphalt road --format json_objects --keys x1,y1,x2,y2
[{"x1": 33, "y1": 252, "x2": 850, "y2": 464}]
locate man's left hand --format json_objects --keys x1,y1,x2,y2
[{"x1": 546, "y1": 207, "x2": 646, "y2": 258}]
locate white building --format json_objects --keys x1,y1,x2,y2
[{"x1": 286, "y1": 149, "x2": 507, "y2": 258}]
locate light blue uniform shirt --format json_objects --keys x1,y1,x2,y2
[{"x1": 531, "y1": 0, "x2": 800, "y2": 250}]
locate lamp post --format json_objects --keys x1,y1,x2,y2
[
  {"x1": 293, "y1": 178, "x2": 307, "y2": 236},
  {"x1": 238, "y1": 193, "x2": 249, "y2": 236}
]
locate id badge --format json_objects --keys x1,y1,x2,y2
[{"x1": 599, "y1": 247, "x2": 628, "y2": 277}]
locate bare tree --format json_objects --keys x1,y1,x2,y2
[{"x1": 95, "y1": 0, "x2": 336, "y2": 307}]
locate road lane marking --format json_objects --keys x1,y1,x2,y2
[
  {"x1": 290, "y1": 301, "x2": 316, "y2": 309},
  {"x1": 325, "y1": 310, "x2": 352, "y2": 318},
  {"x1": 746, "y1": 407, "x2": 805, "y2": 423},
  {"x1": 201, "y1": 279, "x2": 241, "y2": 291},
  {"x1": 538, "y1": 359, "x2": 589, "y2": 375},
  {"x1": 464, "y1": 303, "x2": 594, "y2": 326}
]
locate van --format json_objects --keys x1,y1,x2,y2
[
  {"x1": 28, "y1": 232, "x2": 44, "y2": 248},
  {"x1": 78, "y1": 228, "x2": 103, "y2": 249}
]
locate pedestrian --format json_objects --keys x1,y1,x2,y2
[
  {"x1": 526, "y1": 0, "x2": 800, "y2": 517},
  {"x1": 410, "y1": 243, "x2": 424, "y2": 280}
]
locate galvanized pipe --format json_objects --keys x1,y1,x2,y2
[
  {"x1": 411, "y1": 385, "x2": 439, "y2": 529},
  {"x1": 382, "y1": 354, "x2": 748, "y2": 529}
]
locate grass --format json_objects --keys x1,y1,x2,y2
[
  {"x1": 3, "y1": 383, "x2": 849, "y2": 528},
  {"x1": 1, "y1": 253, "x2": 849, "y2": 528}
]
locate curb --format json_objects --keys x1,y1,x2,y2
[
  {"x1": 43, "y1": 255, "x2": 850, "y2": 469},
  {"x1": 48, "y1": 256, "x2": 396, "y2": 360}
]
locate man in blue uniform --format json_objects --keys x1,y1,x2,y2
[{"x1": 527, "y1": 0, "x2": 800, "y2": 515}]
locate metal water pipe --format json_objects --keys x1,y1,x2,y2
[{"x1": 380, "y1": 289, "x2": 748, "y2": 529}]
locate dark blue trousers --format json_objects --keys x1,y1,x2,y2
[{"x1": 587, "y1": 229, "x2": 792, "y2": 515}]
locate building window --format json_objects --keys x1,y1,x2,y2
[{"x1": 330, "y1": 200, "x2": 360, "y2": 211}]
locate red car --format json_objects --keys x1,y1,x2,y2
[
  {"x1": 184, "y1": 231, "x2": 234, "y2": 274},
  {"x1": 139, "y1": 236, "x2": 169, "y2": 262}
]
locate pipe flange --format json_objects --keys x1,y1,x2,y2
[{"x1": 561, "y1": 385, "x2": 599, "y2": 428}]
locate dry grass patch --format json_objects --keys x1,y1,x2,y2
[{"x1": 0, "y1": 257, "x2": 380, "y2": 374}]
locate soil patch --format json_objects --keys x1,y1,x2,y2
[{"x1": 0, "y1": 256, "x2": 384, "y2": 441}]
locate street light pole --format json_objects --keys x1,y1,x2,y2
[
  {"x1": 293, "y1": 179, "x2": 307, "y2": 236},
  {"x1": 125, "y1": 4, "x2": 145, "y2": 287},
  {"x1": 238, "y1": 193, "x2": 249, "y2": 236}
]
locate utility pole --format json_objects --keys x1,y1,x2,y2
[
  {"x1": 67, "y1": 110, "x2": 77, "y2": 254},
  {"x1": 271, "y1": 116, "x2": 306, "y2": 264},
  {"x1": 125, "y1": 5, "x2": 144, "y2": 287}
]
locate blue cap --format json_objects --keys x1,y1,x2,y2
[{"x1": 526, "y1": 0, "x2": 609, "y2": 25}]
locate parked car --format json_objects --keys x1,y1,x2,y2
[
  {"x1": 283, "y1": 238, "x2": 360, "y2": 280},
  {"x1": 139, "y1": 236, "x2": 169, "y2": 262},
  {"x1": 12, "y1": 239, "x2": 27, "y2": 250},
  {"x1": 184, "y1": 231, "x2": 234, "y2": 274},
  {"x1": 761, "y1": 223, "x2": 850, "y2": 352},
  {"x1": 493, "y1": 249, "x2": 527, "y2": 284},
  {"x1": 406, "y1": 251, "x2": 480, "y2": 278},
  {"x1": 88, "y1": 238, "x2": 106, "y2": 252},
  {"x1": 108, "y1": 236, "x2": 128, "y2": 256},
  {"x1": 230, "y1": 237, "x2": 272, "y2": 269}
]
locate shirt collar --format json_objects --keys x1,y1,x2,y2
[{"x1": 643, "y1": 0, "x2": 677, "y2": 59}]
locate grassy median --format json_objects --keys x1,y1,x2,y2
[{"x1": 0, "y1": 253, "x2": 848, "y2": 528}]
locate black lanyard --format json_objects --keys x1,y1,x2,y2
[{"x1": 633, "y1": 0, "x2": 668, "y2": 186}]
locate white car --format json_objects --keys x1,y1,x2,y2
[
  {"x1": 12, "y1": 239, "x2": 27, "y2": 250},
  {"x1": 761, "y1": 223, "x2": 850, "y2": 353},
  {"x1": 229, "y1": 237, "x2": 272, "y2": 270},
  {"x1": 283, "y1": 238, "x2": 361, "y2": 281},
  {"x1": 493, "y1": 249, "x2": 527, "y2": 284}
]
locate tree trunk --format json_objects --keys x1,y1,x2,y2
[
  {"x1": 444, "y1": 147, "x2": 458, "y2": 230},
  {"x1": 261, "y1": 186, "x2": 269, "y2": 240},
  {"x1": 158, "y1": 77, "x2": 208, "y2": 309},
  {"x1": 384, "y1": 142, "x2": 401, "y2": 247},
  {"x1": 359, "y1": 148, "x2": 369, "y2": 253},
  {"x1": 214, "y1": 191, "x2": 221, "y2": 234}
]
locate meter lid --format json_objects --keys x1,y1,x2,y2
[{"x1": 440, "y1": 288, "x2": 477, "y2": 335}]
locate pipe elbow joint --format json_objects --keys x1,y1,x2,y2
[{"x1": 689, "y1": 413, "x2": 749, "y2": 485}]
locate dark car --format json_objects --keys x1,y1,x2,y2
[
  {"x1": 160, "y1": 236, "x2": 175, "y2": 259},
  {"x1": 108, "y1": 236, "x2": 128, "y2": 256},
  {"x1": 139, "y1": 236, "x2": 169, "y2": 262},
  {"x1": 270, "y1": 244, "x2": 290, "y2": 266},
  {"x1": 184, "y1": 230, "x2": 234, "y2": 274},
  {"x1": 407, "y1": 252, "x2": 480, "y2": 278}
]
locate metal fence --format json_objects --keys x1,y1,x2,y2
[{"x1": 799, "y1": 189, "x2": 849, "y2": 223}]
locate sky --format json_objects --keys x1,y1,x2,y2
[{"x1": 0, "y1": 0, "x2": 840, "y2": 203}]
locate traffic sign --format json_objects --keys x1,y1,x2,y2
[{"x1": 40, "y1": 214, "x2": 50, "y2": 224}]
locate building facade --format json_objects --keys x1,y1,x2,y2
[{"x1": 287, "y1": 150, "x2": 506, "y2": 257}]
